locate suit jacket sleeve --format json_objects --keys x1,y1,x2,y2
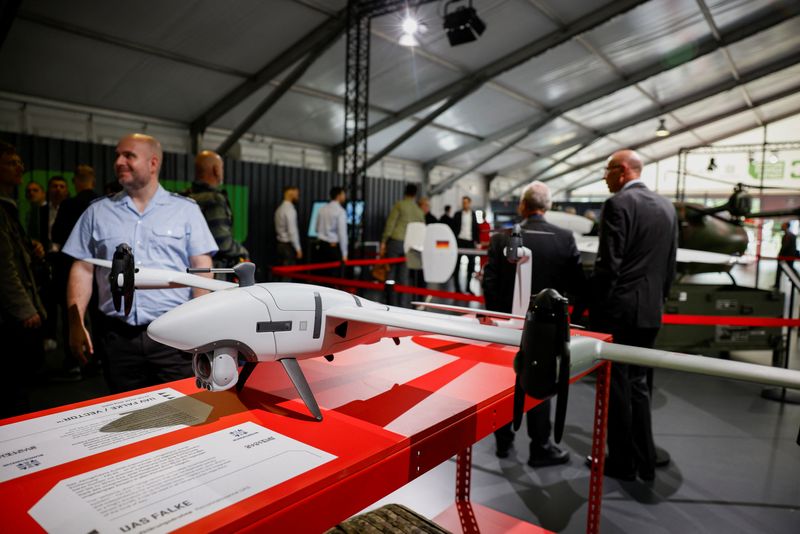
[
  {"x1": 592, "y1": 197, "x2": 627, "y2": 307},
  {"x1": 663, "y1": 214, "x2": 678, "y2": 299},
  {"x1": 472, "y1": 213, "x2": 480, "y2": 245}
]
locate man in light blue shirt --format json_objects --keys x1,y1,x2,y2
[
  {"x1": 314, "y1": 186, "x2": 348, "y2": 269},
  {"x1": 63, "y1": 133, "x2": 218, "y2": 393}
]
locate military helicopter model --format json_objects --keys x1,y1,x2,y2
[{"x1": 674, "y1": 179, "x2": 800, "y2": 275}]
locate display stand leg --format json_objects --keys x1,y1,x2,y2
[
  {"x1": 455, "y1": 447, "x2": 479, "y2": 534},
  {"x1": 587, "y1": 361, "x2": 611, "y2": 534}
]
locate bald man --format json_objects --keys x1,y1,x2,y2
[
  {"x1": 187, "y1": 150, "x2": 248, "y2": 268},
  {"x1": 63, "y1": 134, "x2": 218, "y2": 393},
  {"x1": 590, "y1": 149, "x2": 677, "y2": 481}
]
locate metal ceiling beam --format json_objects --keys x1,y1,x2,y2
[
  {"x1": 492, "y1": 48, "x2": 800, "y2": 198},
  {"x1": 532, "y1": 81, "x2": 800, "y2": 197},
  {"x1": 564, "y1": 103, "x2": 800, "y2": 196},
  {"x1": 428, "y1": 129, "x2": 534, "y2": 196},
  {"x1": 190, "y1": 8, "x2": 348, "y2": 137},
  {"x1": 216, "y1": 33, "x2": 336, "y2": 156},
  {"x1": 16, "y1": 10, "x2": 250, "y2": 77},
  {"x1": 425, "y1": 2, "x2": 800, "y2": 170},
  {"x1": 694, "y1": 0, "x2": 764, "y2": 127},
  {"x1": 332, "y1": 0, "x2": 648, "y2": 154},
  {"x1": 363, "y1": 89, "x2": 470, "y2": 169}
]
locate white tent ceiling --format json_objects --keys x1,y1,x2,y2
[{"x1": 1, "y1": 0, "x2": 798, "y2": 198}]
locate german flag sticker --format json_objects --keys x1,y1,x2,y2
[{"x1": 436, "y1": 240, "x2": 450, "y2": 248}]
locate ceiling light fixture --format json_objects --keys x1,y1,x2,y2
[
  {"x1": 398, "y1": 11, "x2": 426, "y2": 47},
  {"x1": 707, "y1": 157, "x2": 717, "y2": 172},
  {"x1": 443, "y1": 0, "x2": 486, "y2": 47},
  {"x1": 655, "y1": 118, "x2": 670, "y2": 137}
]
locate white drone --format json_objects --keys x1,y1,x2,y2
[{"x1": 83, "y1": 246, "x2": 800, "y2": 446}]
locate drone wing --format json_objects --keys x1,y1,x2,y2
[
  {"x1": 329, "y1": 305, "x2": 800, "y2": 390},
  {"x1": 81, "y1": 258, "x2": 237, "y2": 292},
  {"x1": 326, "y1": 305, "x2": 522, "y2": 347},
  {"x1": 410, "y1": 301, "x2": 525, "y2": 321},
  {"x1": 592, "y1": 340, "x2": 800, "y2": 389}
]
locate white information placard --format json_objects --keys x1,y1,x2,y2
[
  {"x1": 0, "y1": 388, "x2": 211, "y2": 482},
  {"x1": 29, "y1": 422, "x2": 336, "y2": 533}
]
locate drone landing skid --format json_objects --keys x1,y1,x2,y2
[
  {"x1": 236, "y1": 361, "x2": 258, "y2": 391},
  {"x1": 279, "y1": 358, "x2": 323, "y2": 421},
  {"x1": 234, "y1": 359, "x2": 322, "y2": 422}
]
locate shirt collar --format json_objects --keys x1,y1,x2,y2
[
  {"x1": 117, "y1": 184, "x2": 170, "y2": 212},
  {"x1": 620, "y1": 178, "x2": 644, "y2": 192}
]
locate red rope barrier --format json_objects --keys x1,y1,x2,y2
[
  {"x1": 662, "y1": 314, "x2": 800, "y2": 327},
  {"x1": 271, "y1": 257, "x2": 406, "y2": 274},
  {"x1": 272, "y1": 264, "x2": 484, "y2": 303},
  {"x1": 280, "y1": 272, "x2": 385, "y2": 291},
  {"x1": 757, "y1": 255, "x2": 800, "y2": 262},
  {"x1": 394, "y1": 284, "x2": 485, "y2": 303}
]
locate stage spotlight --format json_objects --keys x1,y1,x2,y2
[
  {"x1": 443, "y1": 0, "x2": 486, "y2": 46},
  {"x1": 655, "y1": 118, "x2": 670, "y2": 137},
  {"x1": 707, "y1": 157, "x2": 717, "y2": 171}
]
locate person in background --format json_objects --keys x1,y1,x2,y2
[
  {"x1": 453, "y1": 196, "x2": 480, "y2": 294},
  {"x1": 589, "y1": 149, "x2": 677, "y2": 482},
  {"x1": 419, "y1": 197, "x2": 437, "y2": 225},
  {"x1": 314, "y1": 186, "x2": 348, "y2": 274},
  {"x1": 187, "y1": 150, "x2": 248, "y2": 268},
  {"x1": 34, "y1": 175, "x2": 70, "y2": 350},
  {"x1": 381, "y1": 184, "x2": 424, "y2": 305},
  {"x1": 275, "y1": 185, "x2": 302, "y2": 276},
  {"x1": 64, "y1": 133, "x2": 218, "y2": 393},
  {"x1": 483, "y1": 180, "x2": 585, "y2": 467},
  {"x1": 0, "y1": 141, "x2": 46, "y2": 416},
  {"x1": 51, "y1": 164, "x2": 100, "y2": 380},
  {"x1": 24, "y1": 181, "x2": 46, "y2": 236},
  {"x1": 440, "y1": 204, "x2": 455, "y2": 233},
  {"x1": 775, "y1": 221, "x2": 798, "y2": 287}
]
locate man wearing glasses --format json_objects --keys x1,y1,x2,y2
[{"x1": 590, "y1": 149, "x2": 678, "y2": 481}]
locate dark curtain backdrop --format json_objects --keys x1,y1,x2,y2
[{"x1": 2, "y1": 131, "x2": 405, "y2": 278}]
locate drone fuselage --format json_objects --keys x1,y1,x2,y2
[{"x1": 147, "y1": 283, "x2": 395, "y2": 390}]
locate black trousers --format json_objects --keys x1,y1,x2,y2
[
  {"x1": 312, "y1": 240, "x2": 343, "y2": 277},
  {"x1": 606, "y1": 327, "x2": 660, "y2": 475},
  {"x1": 494, "y1": 399, "x2": 551, "y2": 454},
  {"x1": 99, "y1": 316, "x2": 194, "y2": 394},
  {"x1": 0, "y1": 321, "x2": 43, "y2": 418},
  {"x1": 455, "y1": 239, "x2": 477, "y2": 293},
  {"x1": 275, "y1": 242, "x2": 297, "y2": 282}
]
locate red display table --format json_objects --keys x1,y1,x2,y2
[{"x1": 0, "y1": 331, "x2": 610, "y2": 533}]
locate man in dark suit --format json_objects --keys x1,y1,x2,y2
[
  {"x1": 484, "y1": 181, "x2": 586, "y2": 467},
  {"x1": 590, "y1": 149, "x2": 677, "y2": 481},
  {"x1": 453, "y1": 196, "x2": 480, "y2": 294}
]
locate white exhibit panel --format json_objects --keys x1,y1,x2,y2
[{"x1": 29, "y1": 421, "x2": 336, "y2": 534}]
